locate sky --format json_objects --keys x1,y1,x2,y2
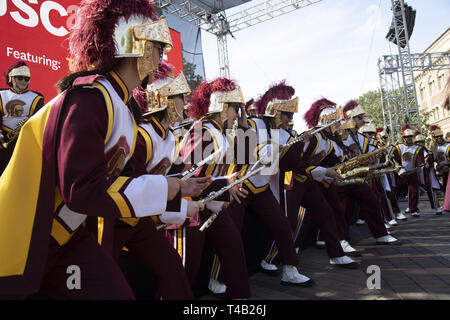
[{"x1": 199, "y1": 0, "x2": 450, "y2": 132}]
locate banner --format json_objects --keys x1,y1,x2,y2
[{"x1": 0, "y1": 0, "x2": 183, "y2": 100}]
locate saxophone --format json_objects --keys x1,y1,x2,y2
[
  {"x1": 333, "y1": 144, "x2": 389, "y2": 183},
  {"x1": 1, "y1": 118, "x2": 28, "y2": 148}
]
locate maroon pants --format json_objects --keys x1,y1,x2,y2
[
  {"x1": 337, "y1": 183, "x2": 388, "y2": 239},
  {"x1": 227, "y1": 187, "x2": 299, "y2": 267},
  {"x1": 31, "y1": 226, "x2": 135, "y2": 299},
  {"x1": 372, "y1": 178, "x2": 394, "y2": 222},
  {"x1": 103, "y1": 218, "x2": 193, "y2": 300},
  {"x1": 396, "y1": 173, "x2": 419, "y2": 212},
  {"x1": 422, "y1": 170, "x2": 440, "y2": 209},
  {"x1": 271, "y1": 180, "x2": 345, "y2": 260},
  {"x1": 184, "y1": 208, "x2": 251, "y2": 299}
]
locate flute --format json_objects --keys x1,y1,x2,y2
[{"x1": 155, "y1": 147, "x2": 224, "y2": 230}]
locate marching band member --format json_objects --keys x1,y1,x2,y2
[
  {"x1": 98, "y1": 67, "x2": 207, "y2": 299},
  {"x1": 210, "y1": 82, "x2": 314, "y2": 291},
  {"x1": 360, "y1": 123, "x2": 395, "y2": 229},
  {"x1": 377, "y1": 127, "x2": 401, "y2": 225},
  {"x1": 336, "y1": 100, "x2": 400, "y2": 245},
  {"x1": 0, "y1": 0, "x2": 185, "y2": 299},
  {"x1": 0, "y1": 61, "x2": 44, "y2": 174},
  {"x1": 429, "y1": 125, "x2": 450, "y2": 193},
  {"x1": 414, "y1": 130, "x2": 442, "y2": 215},
  {"x1": 391, "y1": 124, "x2": 425, "y2": 218},
  {"x1": 264, "y1": 95, "x2": 360, "y2": 268},
  {"x1": 181, "y1": 78, "x2": 252, "y2": 299}
]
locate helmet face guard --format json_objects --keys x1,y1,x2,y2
[{"x1": 114, "y1": 15, "x2": 173, "y2": 80}]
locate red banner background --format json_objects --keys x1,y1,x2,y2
[{"x1": 0, "y1": 0, "x2": 183, "y2": 100}]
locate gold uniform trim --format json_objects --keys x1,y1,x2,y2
[
  {"x1": 138, "y1": 127, "x2": 153, "y2": 165},
  {"x1": 28, "y1": 95, "x2": 43, "y2": 117},
  {"x1": 109, "y1": 70, "x2": 129, "y2": 104},
  {"x1": 202, "y1": 126, "x2": 219, "y2": 177},
  {"x1": 107, "y1": 177, "x2": 133, "y2": 218},
  {"x1": 92, "y1": 82, "x2": 114, "y2": 144}
]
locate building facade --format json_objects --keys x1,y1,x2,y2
[{"x1": 415, "y1": 27, "x2": 450, "y2": 136}]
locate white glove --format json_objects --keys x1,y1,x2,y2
[
  {"x1": 0, "y1": 133, "x2": 4, "y2": 140},
  {"x1": 206, "y1": 200, "x2": 224, "y2": 213},
  {"x1": 258, "y1": 144, "x2": 276, "y2": 165}
]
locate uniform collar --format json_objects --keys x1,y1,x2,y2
[
  {"x1": 150, "y1": 116, "x2": 167, "y2": 140},
  {"x1": 204, "y1": 118, "x2": 224, "y2": 133},
  {"x1": 10, "y1": 87, "x2": 28, "y2": 94},
  {"x1": 107, "y1": 70, "x2": 129, "y2": 104}
]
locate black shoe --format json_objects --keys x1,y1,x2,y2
[
  {"x1": 376, "y1": 240, "x2": 402, "y2": 246},
  {"x1": 346, "y1": 251, "x2": 362, "y2": 257},
  {"x1": 281, "y1": 279, "x2": 314, "y2": 287},
  {"x1": 261, "y1": 268, "x2": 281, "y2": 277}
]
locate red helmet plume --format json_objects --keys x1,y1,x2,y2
[
  {"x1": 69, "y1": 0, "x2": 158, "y2": 72},
  {"x1": 401, "y1": 124, "x2": 411, "y2": 132},
  {"x1": 187, "y1": 78, "x2": 237, "y2": 120},
  {"x1": 303, "y1": 98, "x2": 336, "y2": 128},
  {"x1": 376, "y1": 127, "x2": 384, "y2": 134},
  {"x1": 429, "y1": 125, "x2": 440, "y2": 132},
  {"x1": 254, "y1": 80, "x2": 295, "y2": 116},
  {"x1": 132, "y1": 86, "x2": 148, "y2": 113},
  {"x1": 413, "y1": 130, "x2": 421, "y2": 137},
  {"x1": 153, "y1": 62, "x2": 174, "y2": 81},
  {"x1": 343, "y1": 100, "x2": 359, "y2": 119}
]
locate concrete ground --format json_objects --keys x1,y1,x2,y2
[{"x1": 202, "y1": 197, "x2": 450, "y2": 300}]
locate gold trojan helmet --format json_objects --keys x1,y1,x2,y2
[
  {"x1": 257, "y1": 81, "x2": 298, "y2": 128},
  {"x1": 343, "y1": 100, "x2": 366, "y2": 129},
  {"x1": 145, "y1": 69, "x2": 191, "y2": 126},
  {"x1": 359, "y1": 123, "x2": 376, "y2": 136},
  {"x1": 208, "y1": 85, "x2": 245, "y2": 125},
  {"x1": 113, "y1": 15, "x2": 173, "y2": 80}
]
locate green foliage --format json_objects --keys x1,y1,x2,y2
[
  {"x1": 355, "y1": 90, "x2": 384, "y2": 127},
  {"x1": 182, "y1": 58, "x2": 203, "y2": 96}
]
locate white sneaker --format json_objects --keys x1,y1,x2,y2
[
  {"x1": 376, "y1": 235, "x2": 401, "y2": 245},
  {"x1": 396, "y1": 213, "x2": 407, "y2": 220},
  {"x1": 436, "y1": 207, "x2": 442, "y2": 215},
  {"x1": 260, "y1": 259, "x2": 278, "y2": 271},
  {"x1": 340, "y1": 240, "x2": 362, "y2": 257},
  {"x1": 281, "y1": 265, "x2": 313, "y2": 287},
  {"x1": 329, "y1": 256, "x2": 359, "y2": 269},
  {"x1": 405, "y1": 208, "x2": 410, "y2": 214},
  {"x1": 208, "y1": 278, "x2": 226, "y2": 294},
  {"x1": 355, "y1": 219, "x2": 365, "y2": 225},
  {"x1": 388, "y1": 219, "x2": 398, "y2": 226},
  {"x1": 385, "y1": 223, "x2": 391, "y2": 229},
  {"x1": 295, "y1": 247, "x2": 299, "y2": 254},
  {"x1": 411, "y1": 211, "x2": 420, "y2": 217}
]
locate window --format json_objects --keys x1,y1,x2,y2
[
  {"x1": 429, "y1": 77, "x2": 436, "y2": 96},
  {"x1": 419, "y1": 82, "x2": 426, "y2": 101},
  {"x1": 437, "y1": 72, "x2": 445, "y2": 91}
]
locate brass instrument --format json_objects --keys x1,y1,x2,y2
[
  {"x1": 334, "y1": 144, "x2": 389, "y2": 178},
  {"x1": 1, "y1": 118, "x2": 28, "y2": 148}
]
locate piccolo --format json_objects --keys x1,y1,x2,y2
[
  {"x1": 156, "y1": 147, "x2": 224, "y2": 230},
  {"x1": 198, "y1": 165, "x2": 265, "y2": 231}
]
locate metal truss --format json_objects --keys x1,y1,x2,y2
[
  {"x1": 378, "y1": 0, "x2": 419, "y2": 142},
  {"x1": 155, "y1": 0, "x2": 323, "y2": 77},
  {"x1": 378, "y1": 51, "x2": 450, "y2": 142}
]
